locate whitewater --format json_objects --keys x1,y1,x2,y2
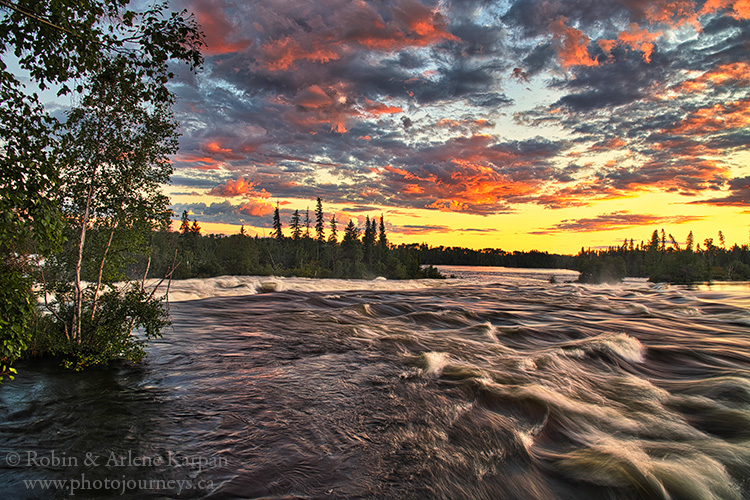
[{"x1": 2, "y1": 266, "x2": 750, "y2": 499}]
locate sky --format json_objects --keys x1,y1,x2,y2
[{"x1": 163, "y1": 0, "x2": 750, "y2": 253}]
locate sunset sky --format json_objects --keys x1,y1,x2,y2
[{"x1": 164, "y1": 0, "x2": 749, "y2": 253}]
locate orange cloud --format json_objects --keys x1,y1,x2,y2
[
  {"x1": 204, "y1": 141, "x2": 232, "y2": 155},
  {"x1": 362, "y1": 98, "x2": 402, "y2": 115},
  {"x1": 209, "y1": 177, "x2": 270, "y2": 198},
  {"x1": 533, "y1": 181, "x2": 632, "y2": 209},
  {"x1": 669, "y1": 99, "x2": 750, "y2": 135},
  {"x1": 193, "y1": 3, "x2": 253, "y2": 55},
  {"x1": 549, "y1": 16, "x2": 598, "y2": 68},
  {"x1": 672, "y1": 62, "x2": 750, "y2": 94},
  {"x1": 701, "y1": 0, "x2": 750, "y2": 19},
  {"x1": 261, "y1": 36, "x2": 341, "y2": 71},
  {"x1": 258, "y1": 0, "x2": 458, "y2": 72},
  {"x1": 403, "y1": 184, "x2": 424, "y2": 194},
  {"x1": 590, "y1": 138, "x2": 628, "y2": 152},
  {"x1": 201, "y1": 140, "x2": 245, "y2": 160},
  {"x1": 283, "y1": 83, "x2": 355, "y2": 133},
  {"x1": 349, "y1": 0, "x2": 459, "y2": 50},
  {"x1": 596, "y1": 24, "x2": 662, "y2": 63},
  {"x1": 617, "y1": 24, "x2": 662, "y2": 63},
  {"x1": 238, "y1": 199, "x2": 274, "y2": 217},
  {"x1": 285, "y1": 84, "x2": 403, "y2": 132},
  {"x1": 379, "y1": 140, "x2": 543, "y2": 214},
  {"x1": 536, "y1": 211, "x2": 705, "y2": 233},
  {"x1": 173, "y1": 154, "x2": 221, "y2": 170},
  {"x1": 642, "y1": 0, "x2": 702, "y2": 29}
]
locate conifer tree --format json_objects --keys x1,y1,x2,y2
[
  {"x1": 379, "y1": 215, "x2": 388, "y2": 249},
  {"x1": 179, "y1": 210, "x2": 191, "y2": 234},
  {"x1": 272, "y1": 204, "x2": 283, "y2": 240},
  {"x1": 315, "y1": 197, "x2": 325, "y2": 242},
  {"x1": 290, "y1": 210, "x2": 302, "y2": 240},
  {"x1": 341, "y1": 219, "x2": 362, "y2": 266},
  {"x1": 363, "y1": 216, "x2": 375, "y2": 267},
  {"x1": 304, "y1": 208, "x2": 311, "y2": 239},
  {"x1": 329, "y1": 214, "x2": 338, "y2": 243}
]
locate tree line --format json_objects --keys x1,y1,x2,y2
[
  {"x1": 142, "y1": 199, "x2": 442, "y2": 281},
  {"x1": 137, "y1": 221, "x2": 750, "y2": 287},
  {"x1": 574, "y1": 229, "x2": 750, "y2": 284},
  {"x1": 411, "y1": 245, "x2": 577, "y2": 269},
  {"x1": 372, "y1": 229, "x2": 750, "y2": 284}
]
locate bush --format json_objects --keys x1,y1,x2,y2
[{"x1": 30, "y1": 283, "x2": 168, "y2": 371}]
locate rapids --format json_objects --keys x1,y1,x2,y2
[{"x1": 2, "y1": 266, "x2": 750, "y2": 499}]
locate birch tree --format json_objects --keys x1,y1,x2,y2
[{"x1": 0, "y1": 0, "x2": 203, "y2": 373}]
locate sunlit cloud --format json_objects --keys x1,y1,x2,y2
[
  {"x1": 690, "y1": 176, "x2": 750, "y2": 206},
  {"x1": 549, "y1": 16, "x2": 599, "y2": 68},
  {"x1": 164, "y1": 0, "x2": 750, "y2": 250},
  {"x1": 534, "y1": 211, "x2": 705, "y2": 234}
]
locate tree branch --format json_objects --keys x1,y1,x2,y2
[{"x1": 0, "y1": 0, "x2": 76, "y2": 37}]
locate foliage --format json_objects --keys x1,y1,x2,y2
[
  {"x1": 34, "y1": 58, "x2": 181, "y2": 366},
  {"x1": 416, "y1": 245, "x2": 576, "y2": 269},
  {"x1": 370, "y1": 228, "x2": 750, "y2": 284},
  {"x1": 574, "y1": 230, "x2": 750, "y2": 284},
  {"x1": 30, "y1": 283, "x2": 169, "y2": 371},
  {"x1": 0, "y1": 0, "x2": 203, "y2": 374},
  {"x1": 137, "y1": 200, "x2": 443, "y2": 281}
]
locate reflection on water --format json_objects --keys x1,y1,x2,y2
[{"x1": 2, "y1": 267, "x2": 750, "y2": 499}]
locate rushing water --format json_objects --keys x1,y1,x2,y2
[{"x1": 2, "y1": 267, "x2": 750, "y2": 499}]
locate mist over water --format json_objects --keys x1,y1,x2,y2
[{"x1": 2, "y1": 267, "x2": 750, "y2": 499}]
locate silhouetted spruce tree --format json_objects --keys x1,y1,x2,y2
[
  {"x1": 290, "y1": 209, "x2": 302, "y2": 240},
  {"x1": 376, "y1": 215, "x2": 389, "y2": 269},
  {"x1": 378, "y1": 215, "x2": 388, "y2": 248},
  {"x1": 315, "y1": 198, "x2": 325, "y2": 242},
  {"x1": 304, "y1": 208, "x2": 311, "y2": 239},
  {"x1": 179, "y1": 210, "x2": 191, "y2": 234},
  {"x1": 363, "y1": 216, "x2": 375, "y2": 268},
  {"x1": 272, "y1": 204, "x2": 283, "y2": 240},
  {"x1": 329, "y1": 214, "x2": 338, "y2": 243},
  {"x1": 669, "y1": 233, "x2": 679, "y2": 251},
  {"x1": 340, "y1": 219, "x2": 363, "y2": 276}
]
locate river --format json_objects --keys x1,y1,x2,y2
[{"x1": 2, "y1": 267, "x2": 750, "y2": 499}]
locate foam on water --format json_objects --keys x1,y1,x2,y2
[
  {"x1": 7, "y1": 267, "x2": 750, "y2": 500},
  {"x1": 145, "y1": 274, "x2": 451, "y2": 302}
]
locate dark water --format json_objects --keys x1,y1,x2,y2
[{"x1": 2, "y1": 268, "x2": 750, "y2": 499}]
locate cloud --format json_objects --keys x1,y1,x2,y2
[
  {"x1": 165, "y1": 0, "x2": 750, "y2": 235},
  {"x1": 667, "y1": 98, "x2": 750, "y2": 136},
  {"x1": 375, "y1": 135, "x2": 562, "y2": 214},
  {"x1": 189, "y1": 0, "x2": 253, "y2": 55},
  {"x1": 534, "y1": 211, "x2": 705, "y2": 234},
  {"x1": 549, "y1": 16, "x2": 599, "y2": 68},
  {"x1": 209, "y1": 177, "x2": 271, "y2": 198},
  {"x1": 238, "y1": 199, "x2": 275, "y2": 217},
  {"x1": 387, "y1": 224, "x2": 454, "y2": 235},
  {"x1": 690, "y1": 176, "x2": 750, "y2": 206}
]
